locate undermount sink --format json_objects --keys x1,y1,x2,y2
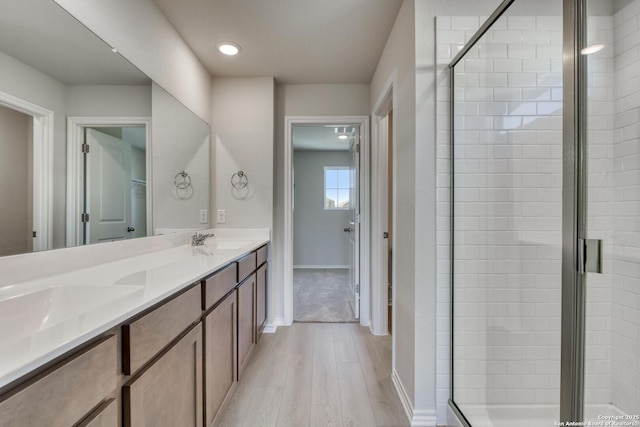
[{"x1": 0, "y1": 285, "x2": 142, "y2": 341}]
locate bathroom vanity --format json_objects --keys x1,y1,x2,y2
[{"x1": 0, "y1": 230, "x2": 269, "y2": 427}]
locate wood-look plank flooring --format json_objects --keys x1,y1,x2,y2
[{"x1": 213, "y1": 323, "x2": 409, "y2": 427}]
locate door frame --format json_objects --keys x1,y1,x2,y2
[
  {"x1": 66, "y1": 116, "x2": 152, "y2": 246},
  {"x1": 371, "y1": 76, "x2": 395, "y2": 337},
  {"x1": 0, "y1": 90, "x2": 53, "y2": 252},
  {"x1": 283, "y1": 115, "x2": 370, "y2": 326}
]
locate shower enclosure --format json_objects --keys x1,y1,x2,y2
[{"x1": 449, "y1": 0, "x2": 640, "y2": 425}]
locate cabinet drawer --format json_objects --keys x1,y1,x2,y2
[
  {"x1": 256, "y1": 245, "x2": 268, "y2": 267},
  {"x1": 202, "y1": 263, "x2": 237, "y2": 311},
  {"x1": 0, "y1": 335, "x2": 117, "y2": 427},
  {"x1": 237, "y1": 252, "x2": 256, "y2": 283},
  {"x1": 122, "y1": 285, "x2": 201, "y2": 375}
]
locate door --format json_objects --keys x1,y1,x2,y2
[
  {"x1": 580, "y1": 0, "x2": 639, "y2": 422},
  {"x1": 204, "y1": 290, "x2": 237, "y2": 425},
  {"x1": 85, "y1": 128, "x2": 132, "y2": 244},
  {"x1": 348, "y1": 127, "x2": 360, "y2": 319}
]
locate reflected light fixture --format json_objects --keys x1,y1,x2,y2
[
  {"x1": 217, "y1": 41, "x2": 241, "y2": 56},
  {"x1": 338, "y1": 134, "x2": 349, "y2": 140},
  {"x1": 581, "y1": 44, "x2": 605, "y2": 55},
  {"x1": 111, "y1": 47, "x2": 118, "y2": 53}
]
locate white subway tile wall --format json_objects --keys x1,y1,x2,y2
[
  {"x1": 435, "y1": 7, "x2": 640, "y2": 423},
  {"x1": 610, "y1": 2, "x2": 640, "y2": 416}
]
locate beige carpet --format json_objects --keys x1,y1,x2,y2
[{"x1": 293, "y1": 268, "x2": 357, "y2": 322}]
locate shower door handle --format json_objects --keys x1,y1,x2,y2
[
  {"x1": 127, "y1": 227, "x2": 135, "y2": 232},
  {"x1": 578, "y1": 238, "x2": 603, "y2": 274}
]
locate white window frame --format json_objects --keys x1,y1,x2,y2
[{"x1": 323, "y1": 166, "x2": 350, "y2": 210}]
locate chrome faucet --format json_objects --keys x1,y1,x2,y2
[{"x1": 191, "y1": 232, "x2": 214, "y2": 246}]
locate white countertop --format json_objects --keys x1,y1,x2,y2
[{"x1": 0, "y1": 232, "x2": 269, "y2": 389}]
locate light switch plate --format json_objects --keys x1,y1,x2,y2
[{"x1": 217, "y1": 209, "x2": 226, "y2": 224}]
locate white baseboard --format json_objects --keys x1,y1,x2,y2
[
  {"x1": 263, "y1": 317, "x2": 287, "y2": 333},
  {"x1": 293, "y1": 265, "x2": 348, "y2": 269},
  {"x1": 391, "y1": 370, "x2": 438, "y2": 427}
]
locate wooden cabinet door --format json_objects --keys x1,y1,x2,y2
[
  {"x1": 123, "y1": 324, "x2": 203, "y2": 427},
  {"x1": 0, "y1": 335, "x2": 117, "y2": 427},
  {"x1": 204, "y1": 290, "x2": 237, "y2": 426},
  {"x1": 256, "y1": 263, "x2": 267, "y2": 342},
  {"x1": 237, "y1": 274, "x2": 255, "y2": 379}
]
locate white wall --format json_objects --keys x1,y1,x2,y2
[
  {"x1": 0, "y1": 105, "x2": 30, "y2": 256},
  {"x1": 272, "y1": 83, "x2": 370, "y2": 325},
  {"x1": 66, "y1": 85, "x2": 152, "y2": 117},
  {"x1": 152, "y1": 83, "x2": 210, "y2": 230},
  {"x1": 369, "y1": 0, "x2": 502, "y2": 423},
  {"x1": 370, "y1": 0, "x2": 418, "y2": 418},
  {"x1": 293, "y1": 150, "x2": 351, "y2": 267},
  {"x1": 53, "y1": 0, "x2": 211, "y2": 123},
  {"x1": 211, "y1": 77, "x2": 274, "y2": 231}
]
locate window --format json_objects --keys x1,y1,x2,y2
[{"x1": 324, "y1": 166, "x2": 350, "y2": 209}]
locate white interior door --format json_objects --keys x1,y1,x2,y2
[
  {"x1": 348, "y1": 128, "x2": 360, "y2": 319},
  {"x1": 85, "y1": 128, "x2": 132, "y2": 244}
]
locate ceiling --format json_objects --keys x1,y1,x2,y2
[
  {"x1": 0, "y1": 0, "x2": 149, "y2": 86},
  {"x1": 293, "y1": 126, "x2": 357, "y2": 151},
  {"x1": 151, "y1": 0, "x2": 403, "y2": 84}
]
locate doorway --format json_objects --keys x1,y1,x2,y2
[
  {"x1": 66, "y1": 117, "x2": 151, "y2": 246},
  {"x1": 292, "y1": 125, "x2": 359, "y2": 322},
  {"x1": 283, "y1": 116, "x2": 370, "y2": 326},
  {"x1": 0, "y1": 90, "x2": 53, "y2": 254}
]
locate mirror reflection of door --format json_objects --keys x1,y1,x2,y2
[
  {"x1": 0, "y1": 105, "x2": 33, "y2": 256},
  {"x1": 83, "y1": 127, "x2": 146, "y2": 244}
]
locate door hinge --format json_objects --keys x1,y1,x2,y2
[
  {"x1": 32, "y1": 231, "x2": 37, "y2": 238},
  {"x1": 356, "y1": 283, "x2": 360, "y2": 293},
  {"x1": 356, "y1": 143, "x2": 360, "y2": 153},
  {"x1": 82, "y1": 143, "x2": 90, "y2": 154},
  {"x1": 81, "y1": 213, "x2": 90, "y2": 222},
  {"x1": 383, "y1": 232, "x2": 389, "y2": 239},
  {"x1": 578, "y1": 238, "x2": 603, "y2": 274}
]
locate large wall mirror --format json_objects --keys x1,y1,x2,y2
[{"x1": 0, "y1": 0, "x2": 210, "y2": 257}]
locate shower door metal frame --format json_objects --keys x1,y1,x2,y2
[
  {"x1": 560, "y1": 0, "x2": 588, "y2": 422},
  {"x1": 447, "y1": 0, "x2": 589, "y2": 424}
]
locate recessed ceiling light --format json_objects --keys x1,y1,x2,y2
[
  {"x1": 581, "y1": 44, "x2": 605, "y2": 55},
  {"x1": 338, "y1": 134, "x2": 349, "y2": 140},
  {"x1": 217, "y1": 41, "x2": 241, "y2": 56}
]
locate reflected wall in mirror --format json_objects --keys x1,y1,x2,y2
[
  {"x1": 0, "y1": 0, "x2": 210, "y2": 257},
  {"x1": 152, "y1": 83, "x2": 210, "y2": 234}
]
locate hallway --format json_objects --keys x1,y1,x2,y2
[{"x1": 213, "y1": 323, "x2": 408, "y2": 427}]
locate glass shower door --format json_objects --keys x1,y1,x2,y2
[
  {"x1": 450, "y1": 1, "x2": 565, "y2": 425},
  {"x1": 583, "y1": 0, "x2": 640, "y2": 422}
]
